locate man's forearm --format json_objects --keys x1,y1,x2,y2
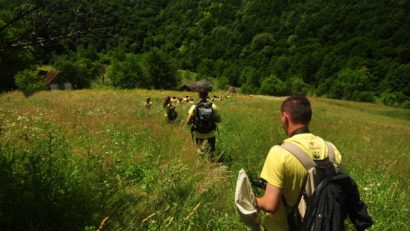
[
  {"x1": 256, "y1": 197, "x2": 277, "y2": 213},
  {"x1": 255, "y1": 183, "x2": 281, "y2": 214}
]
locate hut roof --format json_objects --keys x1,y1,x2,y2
[
  {"x1": 180, "y1": 80, "x2": 212, "y2": 91},
  {"x1": 41, "y1": 71, "x2": 60, "y2": 85}
]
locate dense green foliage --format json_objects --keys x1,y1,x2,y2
[
  {"x1": 1, "y1": 0, "x2": 409, "y2": 106},
  {"x1": 14, "y1": 68, "x2": 44, "y2": 96},
  {"x1": 108, "y1": 54, "x2": 145, "y2": 89},
  {"x1": 143, "y1": 48, "x2": 179, "y2": 89},
  {"x1": 0, "y1": 126, "x2": 101, "y2": 230},
  {"x1": 52, "y1": 48, "x2": 105, "y2": 89}
]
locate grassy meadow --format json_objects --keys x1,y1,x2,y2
[{"x1": 0, "y1": 89, "x2": 409, "y2": 230}]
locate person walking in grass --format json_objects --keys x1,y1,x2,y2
[
  {"x1": 186, "y1": 88, "x2": 221, "y2": 160},
  {"x1": 144, "y1": 97, "x2": 152, "y2": 110},
  {"x1": 255, "y1": 96, "x2": 342, "y2": 231},
  {"x1": 163, "y1": 96, "x2": 178, "y2": 123}
]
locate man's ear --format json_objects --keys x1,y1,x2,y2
[
  {"x1": 285, "y1": 115, "x2": 289, "y2": 126},
  {"x1": 282, "y1": 111, "x2": 289, "y2": 122},
  {"x1": 281, "y1": 112, "x2": 290, "y2": 131}
]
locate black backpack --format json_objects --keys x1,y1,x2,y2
[
  {"x1": 280, "y1": 141, "x2": 373, "y2": 231},
  {"x1": 192, "y1": 100, "x2": 216, "y2": 133},
  {"x1": 168, "y1": 104, "x2": 178, "y2": 121}
]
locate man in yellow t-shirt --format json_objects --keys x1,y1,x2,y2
[
  {"x1": 186, "y1": 88, "x2": 221, "y2": 159},
  {"x1": 255, "y1": 96, "x2": 342, "y2": 231}
]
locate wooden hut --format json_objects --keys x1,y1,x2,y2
[{"x1": 40, "y1": 70, "x2": 73, "y2": 90}]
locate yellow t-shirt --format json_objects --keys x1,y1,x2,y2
[
  {"x1": 188, "y1": 102, "x2": 220, "y2": 138},
  {"x1": 145, "y1": 102, "x2": 152, "y2": 109},
  {"x1": 260, "y1": 133, "x2": 342, "y2": 231},
  {"x1": 163, "y1": 103, "x2": 170, "y2": 117}
]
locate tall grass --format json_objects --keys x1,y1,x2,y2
[{"x1": 0, "y1": 90, "x2": 408, "y2": 230}]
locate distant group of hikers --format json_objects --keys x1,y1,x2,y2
[
  {"x1": 145, "y1": 88, "x2": 222, "y2": 160},
  {"x1": 144, "y1": 89, "x2": 373, "y2": 231}
]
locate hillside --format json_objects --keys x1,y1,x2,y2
[
  {"x1": 0, "y1": 90, "x2": 408, "y2": 230},
  {"x1": 1, "y1": 0, "x2": 409, "y2": 107}
]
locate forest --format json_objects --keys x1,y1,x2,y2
[{"x1": 1, "y1": 0, "x2": 409, "y2": 107}]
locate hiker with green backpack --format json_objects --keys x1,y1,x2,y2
[
  {"x1": 254, "y1": 96, "x2": 373, "y2": 231},
  {"x1": 186, "y1": 88, "x2": 221, "y2": 160}
]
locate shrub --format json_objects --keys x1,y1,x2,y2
[
  {"x1": 108, "y1": 54, "x2": 146, "y2": 89},
  {"x1": 286, "y1": 76, "x2": 309, "y2": 96},
  {"x1": 329, "y1": 67, "x2": 372, "y2": 101},
  {"x1": 216, "y1": 76, "x2": 229, "y2": 91},
  {"x1": 222, "y1": 63, "x2": 241, "y2": 86},
  {"x1": 260, "y1": 75, "x2": 287, "y2": 96},
  {"x1": 315, "y1": 78, "x2": 332, "y2": 97},
  {"x1": 14, "y1": 68, "x2": 44, "y2": 97},
  {"x1": 241, "y1": 83, "x2": 258, "y2": 94},
  {"x1": 328, "y1": 80, "x2": 344, "y2": 99},
  {"x1": 239, "y1": 66, "x2": 260, "y2": 94},
  {"x1": 269, "y1": 56, "x2": 290, "y2": 78},
  {"x1": 402, "y1": 100, "x2": 410, "y2": 109},
  {"x1": 351, "y1": 91, "x2": 375, "y2": 102},
  {"x1": 381, "y1": 64, "x2": 410, "y2": 97},
  {"x1": 239, "y1": 66, "x2": 258, "y2": 87},
  {"x1": 53, "y1": 49, "x2": 104, "y2": 89},
  {"x1": 0, "y1": 127, "x2": 101, "y2": 230},
  {"x1": 0, "y1": 47, "x2": 37, "y2": 91},
  {"x1": 197, "y1": 58, "x2": 215, "y2": 78},
  {"x1": 251, "y1": 33, "x2": 275, "y2": 51},
  {"x1": 54, "y1": 58, "x2": 89, "y2": 89},
  {"x1": 378, "y1": 91, "x2": 407, "y2": 106}
]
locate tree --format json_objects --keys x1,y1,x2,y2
[
  {"x1": 108, "y1": 54, "x2": 145, "y2": 89},
  {"x1": 0, "y1": 47, "x2": 37, "y2": 91},
  {"x1": 250, "y1": 33, "x2": 275, "y2": 52},
  {"x1": 222, "y1": 63, "x2": 241, "y2": 87},
  {"x1": 239, "y1": 66, "x2": 258, "y2": 87},
  {"x1": 240, "y1": 83, "x2": 258, "y2": 94},
  {"x1": 376, "y1": 64, "x2": 410, "y2": 106},
  {"x1": 328, "y1": 67, "x2": 373, "y2": 101},
  {"x1": 286, "y1": 76, "x2": 309, "y2": 96},
  {"x1": 53, "y1": 49, "x2": 103, "y2": 89},
  {"x1": 1, "y1": 0, "x2": 409, "y2": 108},
  {"x1": 14, "y1": 68, "x2": 44, "y2": 97},
  {"x1": 381, "y1": 64, "x2": 410, "y2": 97},
  {"x1": 269, "y1": 56, "x2": 291, "y2": 80},
  {"x1": 0, "y1": 0, "x2": 116, "y2": 52},
  {"x1": 197, "y1": 58, "x2": 215, "y2": 78},
  {"x1": 144, "y1": 48, "x2": 178, "y2": 89},
  {"x1": 316, "y1": 53, "x2": 344, "y2": 85},
  {"x1": 0, "y1": 0, "x2": 118, "y2": 91},
  {"x1": 260, "y1": 75, "x2": 287, "y2": 96}
]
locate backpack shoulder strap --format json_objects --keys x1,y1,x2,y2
[
  {"x1": 325, "y1": 141, "x2": 335, "y2": 163},
  {"x1": 280, "y1": 141, "x2": 316, "y2": 170},
  {"x1": 194, "y1": 101, "x2": 202, "y2": 111}
]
